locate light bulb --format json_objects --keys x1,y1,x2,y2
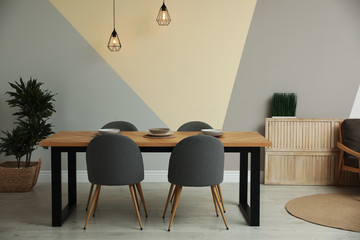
[
  {"x1": 112, "y1": 39, "x2": 117, "y2": 44},
  {"x1": 162, "y1": 11, "x2": 166, "y2": 20}
]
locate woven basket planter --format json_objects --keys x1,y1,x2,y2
[{"x1": 0, "y1": 158, "x2": 41, "y2": 192}]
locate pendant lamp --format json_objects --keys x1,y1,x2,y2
[
  {"x1": 107, "y1": 0, "x2": 121, "y2": 51},
  {"x1": 156, "y1": 0, "x2": 171, "y2": 26}
]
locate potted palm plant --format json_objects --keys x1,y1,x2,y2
[{"x1": 0, "y1": 78, "x2": 56, "y2": 192}]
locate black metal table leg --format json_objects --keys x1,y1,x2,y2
[
  {"x1": 68, "y1": 151, "x2": 77, "y2": 208},
  {"x1": 250, "y1": 147, "x2": 260, "y2": 226},
  {"x1": 51, "y1": 147, "x2": 83, "y2": 227},
  {"x1": 51, "y1": 147, "x2": 62, "y2": 226},
  {"x1": 239, "y1": 150, "x2": 248, "y2": 207},
  {"x1": 238, "y1": 147, "x2": 260, "y2": 226}
]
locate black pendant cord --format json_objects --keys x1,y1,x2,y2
[{"x1": 113, "y1": 0, "x2": 116, "y2": 30}]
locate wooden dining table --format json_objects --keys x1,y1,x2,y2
[{"x1": 39, "y1": 131, "x2": 271, "y2": 227}]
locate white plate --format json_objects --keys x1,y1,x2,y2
[
  {"x1": 98, "y1": 128, "x2": 120, "y2": 134},
  {"x1": 201, "y1": 129, "x2": 222, "y2": 134},
  {"x1": 201, "y1": 129, "x2": 224, "y2": 137},
  {"x1": 146, "y1": 131, "x2": 173, "y2": 137}
]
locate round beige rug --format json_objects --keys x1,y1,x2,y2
[{"x1": 285, "y1": 193, "x2": 360, "y2": 232}]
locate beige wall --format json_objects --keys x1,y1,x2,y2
[{"x1": 50, "y1": 0, "x2": 257, "y2": 129}]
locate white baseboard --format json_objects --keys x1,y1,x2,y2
[{"x1": 38, "y1": 170, "x2": 264, "y2": 183}]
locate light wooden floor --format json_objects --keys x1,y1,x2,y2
[{"x1": 0, "y1": 183, "x2": 359, "y2": 239}]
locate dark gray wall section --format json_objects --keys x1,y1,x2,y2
[
  {"x1": 224, "y1": 0, "x2": 360, "y2": 170},
  {"x1": 0, "y1": 0, "x2": 168, "y2": 171}
]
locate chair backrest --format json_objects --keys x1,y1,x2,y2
[
  {"x1": 168, "y1": 135, "x2": 224, "y2": 187},
  {"x1": 341, "y1": 119, "x2": 360, "y2": 162},
  {"x1": 177, "y1": 121, "x2": 212, "y2": 131},
  {"x1": 86, "y1": 134, "x2": 144, "y2": 185},
  {"x1": 102, "y1": 121, "x2": 138, "y2": 131}
]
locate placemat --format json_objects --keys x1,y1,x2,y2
[{"x1": 143, "y1": 134, "x2": 176, "y2": 139}]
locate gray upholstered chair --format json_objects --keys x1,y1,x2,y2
[
  {"x1": 162, "y1": 135, "x2": 228, "y2": 231},
  {"x1": 174, "y1": 121, "x2": 226, "y2": 213},
  {"x1": 336, "y1": 119, "x2": 360, "y2": 186},
  {"x1": 177, "y1": 121, "x2": 212, "y2": 131},
  {"x1": 101, "y1": 121, "x2": 138, "y2": 131},
  {"x1": 83, "y1": 134, "x2": 147, "y2": 230},
  {"x1": 85, "y1": 121, "x2": 138, "y2": 211}
]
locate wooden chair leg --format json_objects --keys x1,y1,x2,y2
[
  {"x1": 83, "y1": 185, "x2": 101, "y2": 230},
  {"x1": 163, "y1": 184, "x2": 175, "y2": 218},
  {"x1": 336, "y1": 150, "x2": 344, "y2": 187},
  {"x1": 92, "y1": 185, "x2": 101, "y2": 216},
  {"x1": 217, "y1": 184, "x2": 226, "y2": 213},
  {"x1": 170, "y1": 184, "x2": 175, "y2": 203},
  {"x1": 135, "y1": 182, "x2": 148, "y2": 217},
  {"x1": 129, "y1": 184, "x2": 143, "y2": 230},
  {"x1": 211, "y1": 186, "x2": 229, "y2": 230},
  {"x1": 86, "y1": 183, "x2": 94, "y2": 211},
  {"x1": 168, "y1": 185, "x2": 183, "y2": 231},
  {"x1": 171, "y1": 186, "x2": 178, "y2": 214},
  {"x1": 133, "y1": 184, "x2": 140, "y2": 210},
  {"x1": 211, "y1": 187, "x2": 219, "y2": 217}
]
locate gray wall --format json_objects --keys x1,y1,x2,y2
[
  {"x1": 223, "y1": 0, "x2": 360, "y2": 170},
  {"x1": 0, "y1": 0, "x2": 169, "y2": 171},
  {"x1": 1, "y1": 0, "x2": 360, "y2": 172}
]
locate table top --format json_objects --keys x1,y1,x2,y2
[{"x1": 39, "y1": 131, "x2": 271, "y2": 148}]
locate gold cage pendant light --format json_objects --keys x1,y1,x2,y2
[
  {"x1": 107, "y1": 0, "x2": 121, "y2": 51},
  {"x1": 156, "y1": 0, "x2": 171, "y2": 26}
]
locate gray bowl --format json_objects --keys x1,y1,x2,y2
[{"x1": 149, "y1": 128, "x2": 170, "y2": 134}]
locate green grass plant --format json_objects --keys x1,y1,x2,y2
[{"x1": 271, "y1": 93, "x2": 297, "y2": 117}]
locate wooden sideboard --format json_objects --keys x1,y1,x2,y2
[{"x1": 265, "y1": 118, "x2": 358, "y2": 185}]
